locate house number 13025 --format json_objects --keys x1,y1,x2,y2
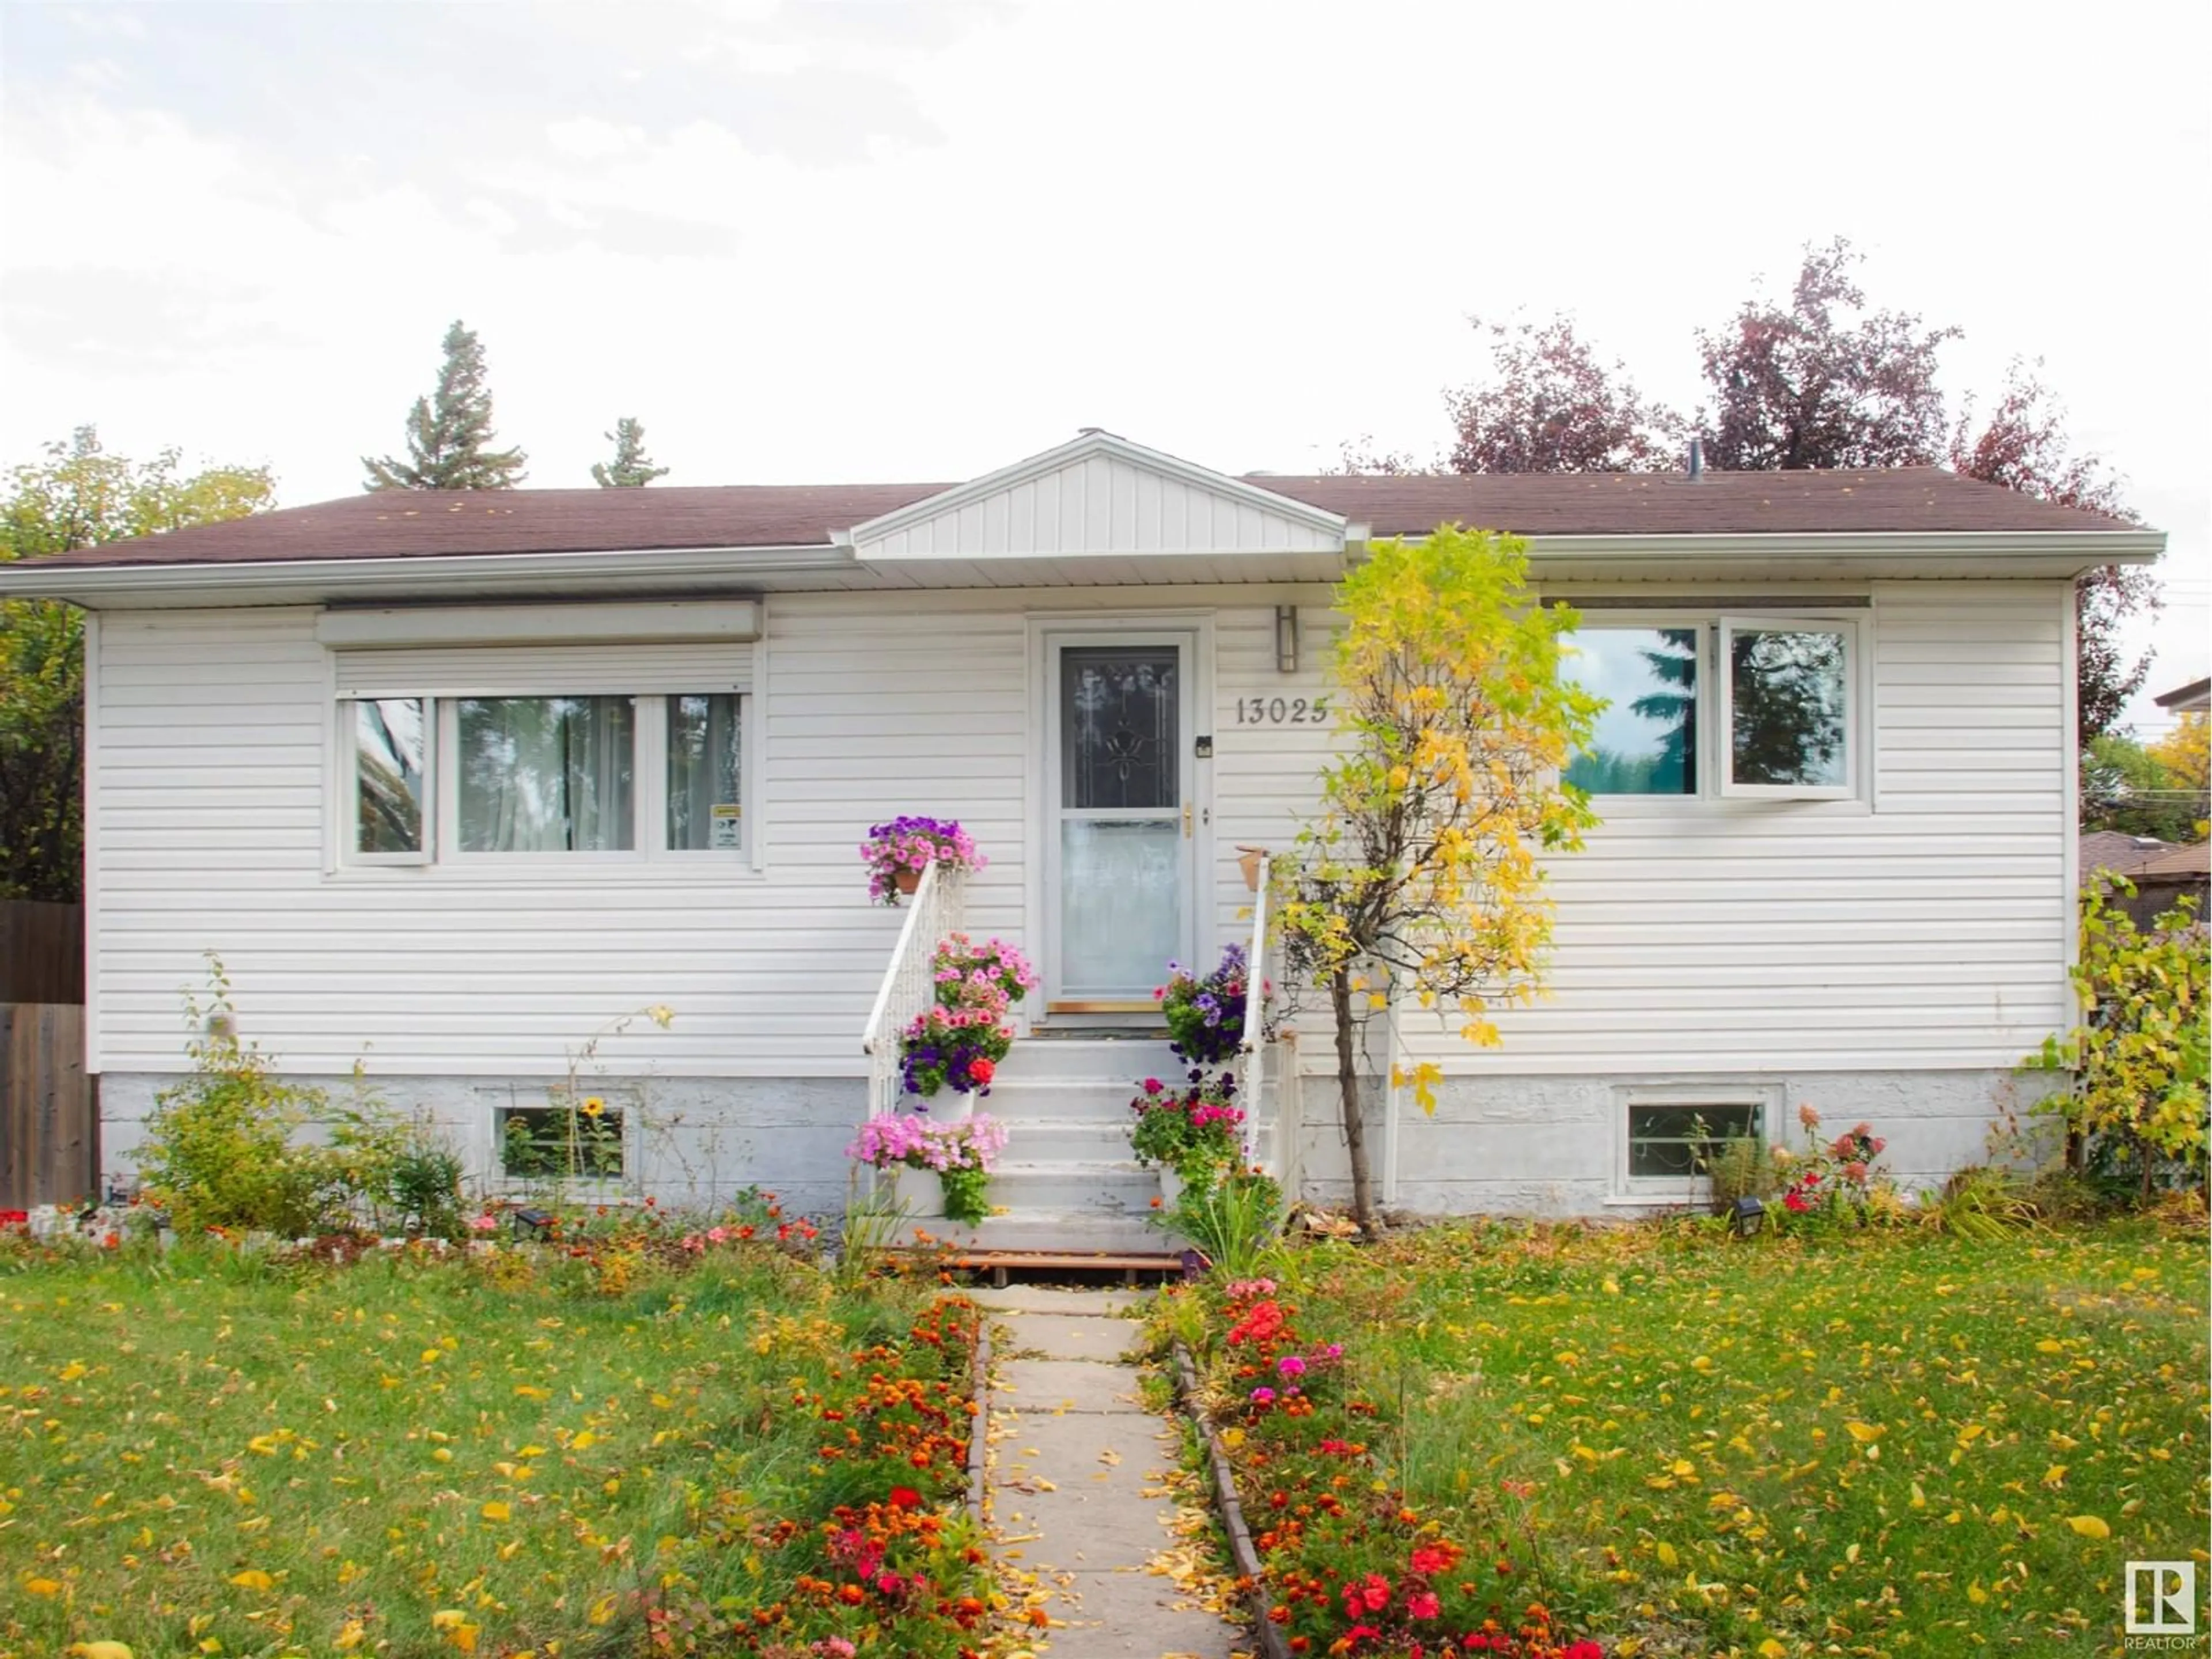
[{"x1": 1233, "y1": 696, "x2": 1329, "y2": 725}]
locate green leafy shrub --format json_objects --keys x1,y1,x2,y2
[
  {"x1": 2024, "y1": 887, "x2": 2207, "y2": 1198},
  {"x1": 384, "y1": 1126, "x2": 467, "y2": 1239},
  {"x1": 1918, "y1": 1164, "x2": 2040, "y2": 1240},
  {"x1": 1163, "y1": 1166, "x2": 1283, "y2": 1278},
  {"x1": 1701, "y1": 1131, "x2": 1777, "y2": 1211},
  {"x1": 137, "y1": 960, "x2": 397, "y2": 1238}
]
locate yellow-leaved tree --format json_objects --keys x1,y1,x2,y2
[{"x1": 1277, "y1": 525, "x2": 1601, "y2": 1231}]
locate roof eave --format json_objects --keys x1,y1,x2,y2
[
  {"x1": 1517, "y1": 527, "x2": 2165, "y2": 578},
  {"x1": 0, "y1": 543, "x2": 855, "y2": 605}
]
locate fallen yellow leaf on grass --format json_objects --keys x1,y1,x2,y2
[
  {"x1": 67, "y1": 1646, "x2": 132, "y2": 1659},
  {"x1": 481, "y1": 1501, "x2": 511, "y2": 1521},
  {"x1": 228, "y1": 1569, "x2": 274, "y2": 1593},
  {"x1": 1759, "y1": 1641, "x2": 1788, "y2": 1658},
  {"x1": 26, "y1": 1577, "x2": 63, "y2": 1597},
  {"x1": 2066, "y1": 1514, "x2": 2111, "y2": 1539},
  {"x1": 1843, "y1": 1421, "x2": 1884, "y2": 1443},
  {"x1": 1655, "y1": 1541, "x2": 1679, "y2": 1568}
]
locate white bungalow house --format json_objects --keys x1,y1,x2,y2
[{"x1": 0, "y1": 431, "x2": 2164, "y2": 1247}]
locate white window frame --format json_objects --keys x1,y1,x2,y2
[
  {"x1": 1615, "y1": 1082, "x2": 1782, "y2": 1202},
  {"x1": 652, "y1": 691, "x2": 752, "y2": 860},
  {"x1": 332, "y1": 688, "x2": 755, "y2": 872},
  {"x1": 437, "y1": 693, "x2": 648, "y2": 863},
  {"x1": 480, "y1": 1085, "x2": 638, "y2": 1196},
  {"x1": 1563, "y1": 607, "x2": 1870, "y2": 807},
  {"x1": 339, "y1": 695, "x2": 435, "y2": 867},
  {"x1": 1717, "y1": 616, "x2": 1859, "y2": 801}
]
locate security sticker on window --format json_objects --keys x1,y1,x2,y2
[{"x1": 710, "y1": 804, "x2": 743, "y2": 850}]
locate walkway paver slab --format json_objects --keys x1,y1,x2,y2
[
  {"x1": 993, "y1": 1355, "x2": 1147, "y2": 1415},
  {"x1": 998, "y1": 1310, "x2": 1141, "y2": 1362}
]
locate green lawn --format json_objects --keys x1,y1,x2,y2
[
  {"x1": 1193, "y1": 1217, "x2": 2208, "y2": 1657},
  {"x1": 0, "y1": 1241, "x2": 976, "y2": 1659}
]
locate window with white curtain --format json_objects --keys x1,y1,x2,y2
[
  {"x1": 338, "y1": 691, "x2": 747, "y2": 864},
  {"x1": 457, "y1": 696, "x2": 637, "y2": 853}
]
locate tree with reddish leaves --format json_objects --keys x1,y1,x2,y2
[
  {"x1": 1949, "y1": 358, "x2": 2157, "y2": 743},
  {"x1": 1446, "y1": 316, "x2": 1685, "y2": 475},
  {"x1": 1695, "y1": 237, "x2": 1959, "y2": 472}
]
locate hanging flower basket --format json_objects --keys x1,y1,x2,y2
[{"x1": 861, "y1": 816, "x2": 985, "y2": 906}]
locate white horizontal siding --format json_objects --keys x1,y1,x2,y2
[{"x1": 88, "y1": 579, "x2": 2074, "y2": 1084}]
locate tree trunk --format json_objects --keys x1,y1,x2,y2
[{"x1": 1330, "y1": 967, "x2": 1376, "y2": 1233}]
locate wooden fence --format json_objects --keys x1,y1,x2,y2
[
  {"x1": 1, "y1": 1002, "x2": 95, "y2": 1208},
  {"x1": 1, "y1": 901, "x2": 94, "y2": 1207},
  {"x1": 1, "y1": 900, "x2": 84, "y2": 1004}
]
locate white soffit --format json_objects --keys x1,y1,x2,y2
[
  {"x1": 841, "y1": 430, "x2": 1350, "y2": 562},
  {"x1": 314, "y1": 599, "x2": 759, "y2": 648}
]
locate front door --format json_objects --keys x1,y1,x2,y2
[{"x1": 1044, "y1": 632, "x2": 1198, "y2": 1010}]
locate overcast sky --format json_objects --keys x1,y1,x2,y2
[{"x1": 3, "y1": 0, "x2": 2205, "y2": 729}]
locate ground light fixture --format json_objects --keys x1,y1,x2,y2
[
  {"x1": 1731, "y1": 1196, "x2": 1766, "y2": 1238},
  {"x1": 511, "y1": 1207, "x2": 554, "y2": 1240}
]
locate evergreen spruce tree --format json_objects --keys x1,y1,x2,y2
[
  {"x1": 592, "y1": 417, "x2": 669, "y2": 488},
  {"x1": 362, "y1": 320, "x2": 528, "y2": 491}
]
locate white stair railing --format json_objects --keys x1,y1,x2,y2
[
  {"x1": 1236, "y1": 852, "x2": 1270, "y2": 1169},
  {"x1": 859, "y1": 862, "x2": 961, "y2": 1123}
]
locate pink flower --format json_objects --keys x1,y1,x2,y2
[
  {"x1": 1250, "y1": 1386, "x2": 1276, "y2": 1404},
  {"x1": 1407, "y1": 1590, "x2": 1442, "y2": 1620},
  {"x1": 1842, "y1": 1161, "x2": 1868, "y2": 1184},
  {"x1": 1798, "y1": 1101, "x2": 1821, "y2": 1131},
  {"x1": 1277, "y1": 1355, "x2": 1307, "y2": 1378}
]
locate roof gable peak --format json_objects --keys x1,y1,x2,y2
[{"x1": 840, "y1": 429, "x2": 1350, "y2": 560}]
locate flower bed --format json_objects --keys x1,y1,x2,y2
[{"x1": 1187, "y1": 1278, "x2": 1603, "y2": 1659}]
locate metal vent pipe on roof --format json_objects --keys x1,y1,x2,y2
[{"x1": 1686, "y1": 437, "x2": 1704, "y2": 480}]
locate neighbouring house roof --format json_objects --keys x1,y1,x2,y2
[
  {"x1": 2154, "y1": 677, "x2": 2210, "y2": 712},
  {"x1": 2131, "y1": 842, "x2": 2211, "y2": 881},
  {"x1": 2079, "y1": 831, "x2": 2177, "y2": 885},
  {"x1": 15, "y1": 460, "x2": 2151, "y2": 571}
]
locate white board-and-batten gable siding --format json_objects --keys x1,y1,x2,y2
[
  {"x1": 85, "y1": 579, "x2": 2072, "y2": 1085},
  {"x1": 847, "y1": 437, "x2": 1347, "y2": 562}
]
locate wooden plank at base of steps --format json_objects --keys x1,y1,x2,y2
[{"x1": 931, "y1": 1247, "x2": 1185, "y2": 1288}]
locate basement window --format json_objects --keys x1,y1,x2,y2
[
  {"x1": 1616, "y1": 1084, "x2": 1780, "y2": 1199},
  {"x1": 497, "y1": 1099, "x2": 627, "y2": 1181}
]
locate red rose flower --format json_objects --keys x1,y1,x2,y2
[
  {"x1": 889, "y1": 1485, "x2": 922, "y2": 1509},
  {"x1": 968, "y1": 1057, "x2": 995, "y2": 1087}
]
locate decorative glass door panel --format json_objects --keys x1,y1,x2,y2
[{"x1": 1049, "y1": 641, "x2": 1194, "y2": 1003}]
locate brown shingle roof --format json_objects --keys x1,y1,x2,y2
[
  {"x1": 23, "y1": 464, "x2": 2143, "y2": 570},
  {"x1": 2131, "y1": 843, "x2": 2211, "y2": 881},
  {"x1": 2080, "y1": 830, "x2": 2177, "y2": 884}
]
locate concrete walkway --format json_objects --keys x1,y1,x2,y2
[{"x1": 975, "y1": 1286, "x2": 1247, "y2": 1659}]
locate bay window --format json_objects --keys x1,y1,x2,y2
[{"x1": 1564, "y1": 611, "x2": 1862, "y2": 801}]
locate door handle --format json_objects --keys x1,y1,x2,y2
[{"x1": 1182, "y1": 802, "x2": 1193, "y2": 838}]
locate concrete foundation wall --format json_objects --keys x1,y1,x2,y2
[
  {"x1": 99, "y1": 1065, "x2": 2036, "y2": 1221},
  {"x1": 1286, "y1": 1068, "x2": 2039, "y2": 1216},
  {"x1": 96, "y1": 1073, "x2": 870, "y2": 1219}
]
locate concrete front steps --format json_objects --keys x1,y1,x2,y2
[{"x1": 958, "y1": 1034, "x2": 1183, "y2": 1257}]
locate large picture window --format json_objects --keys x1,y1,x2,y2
[
  {"x1": 1564, "y1": 613, "x2": 1861, "y2": 801},
  {"x1": 337, "y1": 691, "x2": 748, "y2": 865}
]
